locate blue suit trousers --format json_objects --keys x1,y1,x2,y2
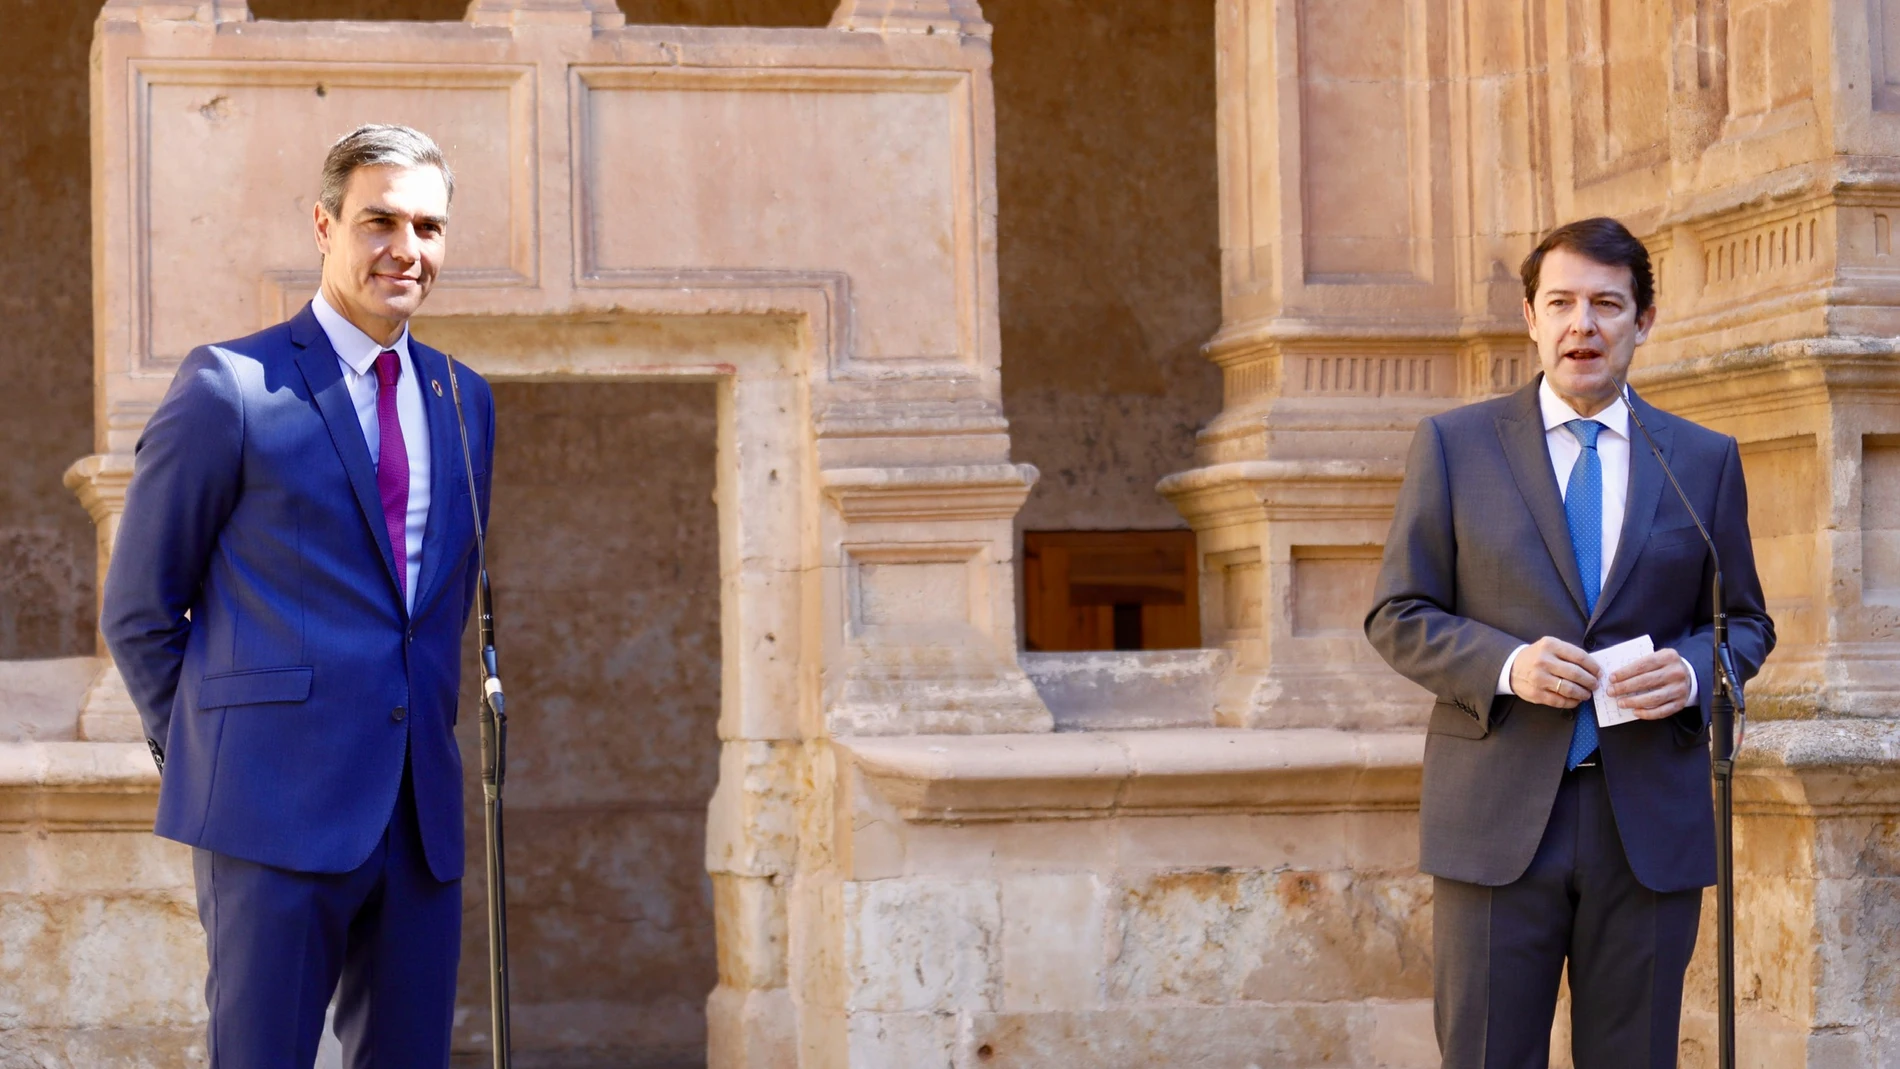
[{"x1": 193, "y1": 754, "x2": 461, "y2": 1069}]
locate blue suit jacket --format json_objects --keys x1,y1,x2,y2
[
  {"x1": 1367, "y1": 377, "x2": 1774, "y2": 893},
  {"x1": 103, "y1": 302, "x2": 494, "y2": 881}
]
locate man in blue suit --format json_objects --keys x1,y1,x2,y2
[
  {"x1": 1367, "y1": 218, "x2": 1774, "y2": 1067},
  {"x1": 103, "y1": 124, "x2": 495, "y2": 1068}
]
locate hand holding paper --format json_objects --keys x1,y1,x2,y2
[{"x1": 1590, "y1": 634, "x2": 1655, "y2": 728}]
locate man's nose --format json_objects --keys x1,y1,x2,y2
[
  {"x1": 388, "y1": 223, "x2": 419, "y2": 263},
  {"x1": 1569, "y1": 307, "x2": 1598, "y2": 336}
]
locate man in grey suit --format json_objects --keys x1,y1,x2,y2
[{"x1": 1366, "y1": 217, "x2": 1774, "y2": 1068}]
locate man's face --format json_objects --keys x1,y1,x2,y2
[
  {"x1": 1523, "y1": 246, "x2": 1656, "y2": 416},
  {"x1": 313, "y1": 163, "x2": 449, "y2": 344}
]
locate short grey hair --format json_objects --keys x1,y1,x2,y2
[{"x1": 318, "y1": 124, "x2": 455, "y2": 219}]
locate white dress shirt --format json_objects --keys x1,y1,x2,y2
[
  {"x1": 312, "y1": 291, "x2": 431, "y2": 612},
  {"x1": 1496, "y1": 379, "x2": 1695, "y2": 702}
]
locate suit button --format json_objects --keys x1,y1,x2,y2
[
  {"x1": 406, "y1": 630, "x2": 415, "y2": 643},
  {"x1": 392, "y1": 706, "x2": 407, "y2": 722}
]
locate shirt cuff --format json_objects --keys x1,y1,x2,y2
[
  {"x1": 1680, "y1": 653, "x2": 1699, "y2": 705},
  {"x1": 1497, "y1": 644, "x2": 1529, "y2": 696}
]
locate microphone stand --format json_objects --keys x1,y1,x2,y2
[
  {"x1": 1622, "y1": 380, "x2": 1746, "y2": 1069},
  {"x1": 448, "y1": 363, "x2": 512, "y2": 1069}
]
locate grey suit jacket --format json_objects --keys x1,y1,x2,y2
[{"x1": 1366, "y1": 377, "x2": 1773, "y2": 893}]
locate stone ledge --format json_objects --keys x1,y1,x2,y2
[
  {"x1": 1735, "y1": 718, "x2": 1900, "y2": 815},
  {"x1": 837, "y1": 729, "x2": 1426, "y2": 822},
  {"x1": 1022, "y1": 650, "x2": 1224, "y2": 731},
  {"x1": 0, "y1": 742, "x2": 159, "y2": 830}
]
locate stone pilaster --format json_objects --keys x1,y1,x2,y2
[
  {"x1": 62, "y1": 455, "x2": 140, "y2": 743},
  {"x1": 1165, "y1": 0, "x2": 1511, "y2": 729},
  {"x1": 817, "y1": 464, "x2": 1049, "y2": 737}
]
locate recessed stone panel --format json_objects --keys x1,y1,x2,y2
[
  {"x1": 1210, "y1": 549, "x2": 1263, "y2": 637},
  {"x1": 576, "y1": 68, "x2": 971, "y2": 369},
  {"x1": 1297, "y1": 0, "x2": 1423, "y2": 281},
  {"x1": 135, "y1": 62, "x2": 533, "y2": 368},
  {"x1": 1877, "y1": 0, "x2": 1900, "y2": 112},
  {"x1": 844, "y1": 546, "x2": 989, "y2": 643},
  {"x1": 1740, "y1": 435, "x2": 1819, "y2": 644},
  {"x1": 1864, "y1": 436, "x2": 1900, "y2": 603},
  {"x1": 1566, "y1": 0, "x2": 1670, "y2": 180},
  {"x1": 1291, "y1": 546, "x2": 1382, "y2": 636}
]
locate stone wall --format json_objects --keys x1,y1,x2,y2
[
  {"x1": 0, "y1": 0, "x2": 99, "y2": 658},
  {"x1": 990, "y1": 0, "x2": 1224, "y2": 533},
  {"x1": 815, "y1": 729, "x2": 1438, "y2": 1068}
]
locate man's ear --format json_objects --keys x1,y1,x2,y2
[
  {"x1": 1634, "y1": 304, "x2": 1657, "y2": 345},
  {"x1": 313, "y1": 201, "x2": 333, "y2": 258},
  {"x1": 1522, "y1": 298, "x2": 1537, "y2": 338}
]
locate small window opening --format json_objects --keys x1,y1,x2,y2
[{"x1": 1022, "y1": 530, "x2": 1200, "y2": 651}]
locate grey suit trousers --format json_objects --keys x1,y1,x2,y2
[{"x1": 1432, "y1": 765, "x2": 1702, "y2": 1069}]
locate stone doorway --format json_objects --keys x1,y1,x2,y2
[{"x1": 451, "y1": 381, "x2": 722, "y2": 1067}]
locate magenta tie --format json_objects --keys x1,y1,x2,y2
[{"x1": 374, "y1": 350, "x2": 409, "y2": 603}]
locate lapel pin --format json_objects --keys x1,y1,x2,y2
[{"x1": 431, "y1": 379, "x2": 443, "y2": 397}]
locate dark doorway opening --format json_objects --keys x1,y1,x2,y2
[{"x1": 455, "y1": 382, "x2": 720, "y2": 1069}]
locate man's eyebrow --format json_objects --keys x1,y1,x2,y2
[
  {"x1": 1540, "y1": 287, "x2": 1629, "y2": 300},
  {"x1": 353, "y1": 205, "x2": 450, "y2": 227}
]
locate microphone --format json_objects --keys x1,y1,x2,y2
[
  {"x1": 446, "y1": 362, "x2": 506, "y2": 765},
  {"x1": 1618, "y1": 375, "x2": 1747, "y2": 1069},
  {"x1": 1616, "y1": 378, "x2": 1746, "y2": 743}
]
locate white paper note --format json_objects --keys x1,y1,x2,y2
[{"x1": 1591, "y1": 634, "x2": 1655, "y2": 728}]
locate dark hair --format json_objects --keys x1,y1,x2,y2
[
  {"x1": 1520, "y1": 217, "x2": 1653, "y2": 315},
  {"x1": 319, "y1": 124, "x2": 454, "y2": 219}
]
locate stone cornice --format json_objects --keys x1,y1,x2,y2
[
  {"x1": 1158, "y1": 459, "x2": 1405, "y2": 525},
  {"x1": 840, "y1": 720, "x2": 1900, "y2": 824},
  {"x1": 1655, "y1": 156, "x2": 1900, "y2": 233},
  {"x1": 62, "y1": 453, "x2": 134, "y2": 527},
  {"x1": 1735, "y1": 719, "x2": 1900, "y2": 816},
  {"x1": 1630, "y1": 338, "x2": 1900, "y2": 422},
  {"x1": 0, "y1": 742, "x2": 158, "y2": 831},
  {"x1": 837, "y1": 729, "x2": 1426, "y2": 822},
  {"x1": 830, "y1": 0, "x2": 991, "y2": 39},
  {"x1": 821, "y1": 463, "x2": 1036, "y2": 523}
]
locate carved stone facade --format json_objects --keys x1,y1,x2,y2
[{"x1": 0, "y1": 0, "x2": 1897, "y2": 1067}]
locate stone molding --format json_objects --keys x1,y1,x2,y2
[
  {"x1": 62, "y1": 453, "x2": 133, "y2": 529},
  {"x1": 464, "y1": 0, "x2": 626, "y2": 29},
  {"x1": 12, "y1": 722, "x2": 1900, "y2": 830},
  {"x1": 1159, "y1": 459, "x2": 1404, "y2": 524},
  {"x1": 838, "y1": 729, "x2": 1426, "y2": 823},
  {"x1": 0, "y1": 742, "x2": 158, "y2": 831},
  {"x1": 829, "y1": 0, "x2": 989, "y2": 39},
  {"x1": 99, "y1": 0, "x2": 251, "y2": 24},
  {"x1": 1737, "y1": 719, "x2": 1900, "y2": 815},
  {"x1": 820, "y1": 463, "x2": 1034, "y2": 523}
]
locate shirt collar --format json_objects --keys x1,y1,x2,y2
[
  {"x1": 312, "y1": 290, "x2": 410, "y2": 376},
  {"x1": 1538, "y1": 376, "x2": 1628, "y2": 440}
]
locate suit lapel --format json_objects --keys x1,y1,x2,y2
[
  {"x1": 289, "y1": 304, "x2": 403, "y2": 601},
  {"x1": 1590, "y1": 389, "x2": 1671, "y2": 628},
  {"x1": 1495, "y1": 379, "x2": 1589, "y2": 619},
  {"x1": 409, "y1": 343, "x2": 467, "y2": 617}
]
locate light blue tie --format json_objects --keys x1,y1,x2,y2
[{"x1": 1563, "y1": 419, "x2": 1604, "y2": 769}]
